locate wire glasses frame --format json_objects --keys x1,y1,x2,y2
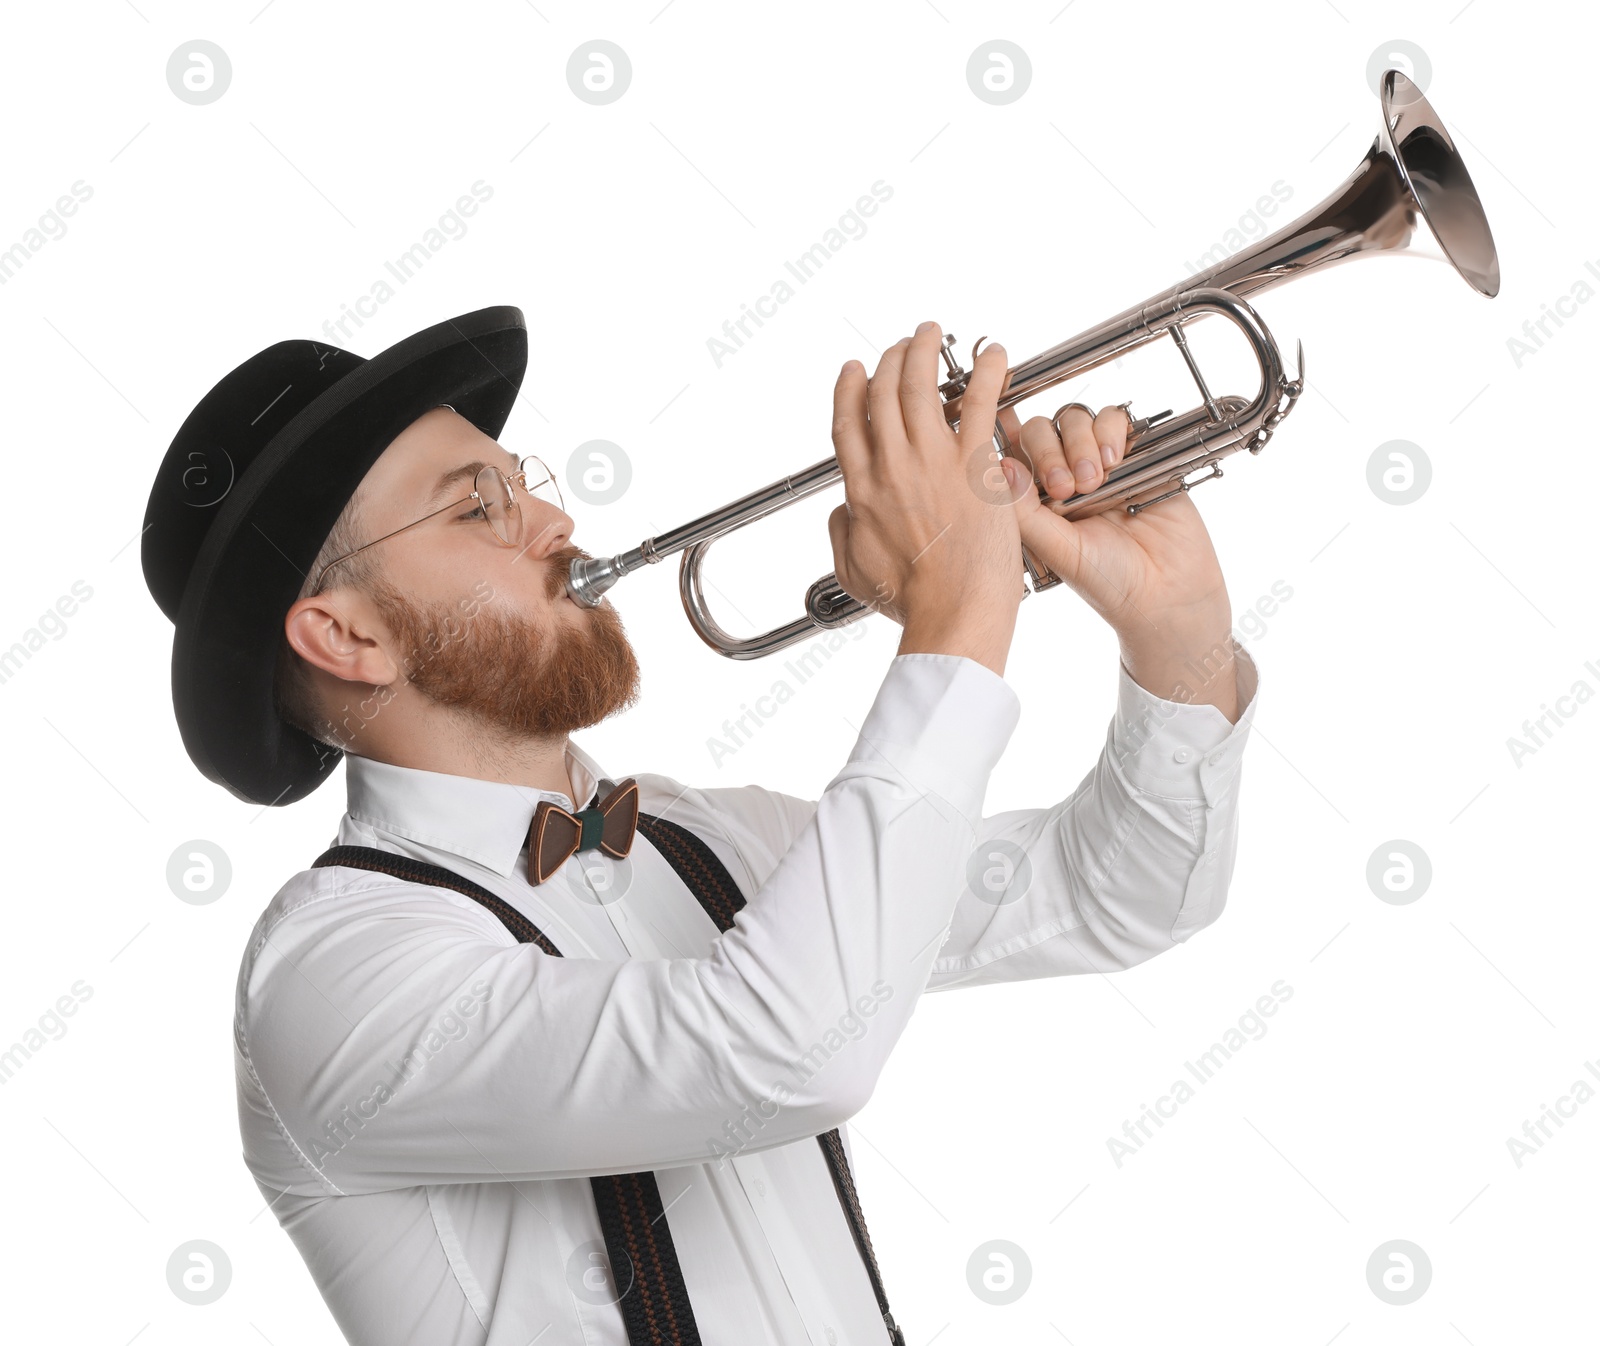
[{"x1": 309, "y1": 454, "x2": 563, "y2": 592}]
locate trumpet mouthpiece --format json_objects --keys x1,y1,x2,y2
[{"x1": 566, "y1": 554, "x2": 621, "y2": 608}]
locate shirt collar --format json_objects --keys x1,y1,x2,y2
[{"x1": 344, "y1": 740, "x2": 606, "y2": 878}]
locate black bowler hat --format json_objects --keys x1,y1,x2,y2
[{"x1": 141, "y1": 305, "x2": 528, "y2": 807}]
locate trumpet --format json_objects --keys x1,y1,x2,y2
[{"x1": 567, "y1": 68, "x2": 1499, "y2": 660}]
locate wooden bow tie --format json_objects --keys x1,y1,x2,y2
[{"x1": 527, "y1": 777, "x2": 640, "y2": 886}]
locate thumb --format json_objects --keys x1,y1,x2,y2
[
  {"x1": 826, "y1": 502, "x2": 854, "y2": 591},
  {"x1": 1002, "y1": 456, "x2": 1085, "y2": 586}
]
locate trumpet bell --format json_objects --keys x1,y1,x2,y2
[{"x1": 1196, "y1": 68, "x2": 1497, "y2": 302}]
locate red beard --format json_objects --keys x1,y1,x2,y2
[{"x1": 367, "y1": 545, "x2": 641, "y2": 738}]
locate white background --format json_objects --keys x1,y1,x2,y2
[{"x1": 1, "y1": 0, "x2": 1593, "y2": 1341}]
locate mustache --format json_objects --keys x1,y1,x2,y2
[{"x1": 543, "y1": 544, "x2": 592, "y2": 601}]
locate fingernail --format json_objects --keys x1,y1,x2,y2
[
  {"x1": 1046, "y1": 468, "x2": 1072, "y2": 498},
  {"x1": 915, "y1": 320, "x2": 936, "y2": 334},
  {"x1": 1073, "y1": 459, "x2": 1098, "y2": 487},
  {"x1": 1100, "y1": 443, "x2": 1116, "y2": 469}
]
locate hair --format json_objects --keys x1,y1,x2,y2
[
  {"x1": 275, "y1": 407, "x2": 468, "y2": 750},
  {"x1": 272, "y1": 485, "x2": 382, "y2": 751}
]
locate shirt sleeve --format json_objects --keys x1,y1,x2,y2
[
  {"x1": 925, "y1": 643, "x2": 1262, "y2": 988},
  {"x1": 236, "y1": 653, "x2": 1022, "y2": 1198},
  {"x1": 669, "y1": 648, "x2": 1262, "y2": 989}
]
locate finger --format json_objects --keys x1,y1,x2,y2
[
  {"x1": 1018, "y1": 414, "x2": 1074, "y2": 501},
  {"x1": 898, "y1": 321, "x2": 952, "y2": 450},
  {"x1": 995, "y1": 404, "x2": 1025, "y2": 458},
  {"x1": 952, "y1": 339, "x2": 1009, "y2": 461},
  {"x1": 866, "y1": 337, "x2": 911, "y2": 469},
  {"x1": 1055, "y1": 404, "x2": 1104, "y2": 495},
  {"x1": 1093, "y1": 404, "x2": 1133, "y2": 468},
  {"x1": 831, "y1": 359, "x2": 871, "y2": 486}
]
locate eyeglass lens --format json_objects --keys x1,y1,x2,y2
[
  {"x1": 474, "y1": 465, "x2": 520, "y2": 545},
  {"x1": 472, "y1": 457, "x2": 563, "y2": 546}
]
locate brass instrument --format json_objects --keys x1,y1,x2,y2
[{"x1": 567, "y1": 69, "x2": 1499, "y2": 659}]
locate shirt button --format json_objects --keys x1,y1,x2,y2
[
  {"x1": 826, "y1": 1330, "x2": 838, "y2": 1345},
  {"x1": 755, "y1": 1178, "x2": 766, "y2": 1197},
  {"x1": 1205, "y1": 753, "x2": 1222, "y2": 767},
  {"x1": 1173, "y1": 747, "x2": 1192, "y2": 763}
]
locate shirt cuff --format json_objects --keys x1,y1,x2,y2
[
  {"x1": 830, "y1": 652, "x2": 1023, "y2": 820},
  {"x1": 1107, "y1": 643, "x2": 1261, "y2": 801}
]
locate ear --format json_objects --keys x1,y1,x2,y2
[{"x1": 284, "y1": 590, "x2": 399, "y2": 688}]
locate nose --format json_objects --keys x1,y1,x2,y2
[{"x1": 516, "y1": 500, "x2": 574, "y2": 562}]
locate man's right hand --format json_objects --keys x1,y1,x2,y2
[{"x1": 828, "y1": 321, "x2": 1024, "y2": 677}]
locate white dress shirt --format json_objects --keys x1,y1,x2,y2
[{"x1": 235, "y1": 647, "x2": 1260, "y2": 1346}]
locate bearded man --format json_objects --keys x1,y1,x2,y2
[{"x1": 142, "y1": 306, "x2": 1257, "y2": 1345}]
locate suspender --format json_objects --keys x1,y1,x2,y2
[{"x1": 312, "y1": 809, "x2": 907, "y2": 1346}]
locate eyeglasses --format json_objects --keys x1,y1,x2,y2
[{"x1": 310, "y1": 453, "x2": 564, "y2": 591}]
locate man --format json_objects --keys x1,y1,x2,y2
[{"x1": 142, "y1": 306, "x2": 1258, "y2": 1345}]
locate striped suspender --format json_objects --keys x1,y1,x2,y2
[{"x1": 313, "y1": 811, "x2": 906, "y2": 1346}]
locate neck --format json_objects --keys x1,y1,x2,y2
[{"x1": 351, "y1": 704, "x2": 579, "y2": 800}]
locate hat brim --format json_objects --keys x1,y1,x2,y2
[{"x1": 171, "y1": 306, "x2": 529, "y2": 806}]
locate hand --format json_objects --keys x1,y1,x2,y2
[
  {"x1": 828, "y1": 321, "x2": 1026, "y2": 676},
  {"x1": 1007, "y1": 404, "x2": 1239, "y2": 716}
]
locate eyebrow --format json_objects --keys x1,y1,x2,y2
[{"x1": 423, "y1": 455, "x2": 517, "y2": 508}]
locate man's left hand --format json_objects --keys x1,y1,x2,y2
[{"x1": 1003, "y1": 403, "x2": 1241, "y2": 721}]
